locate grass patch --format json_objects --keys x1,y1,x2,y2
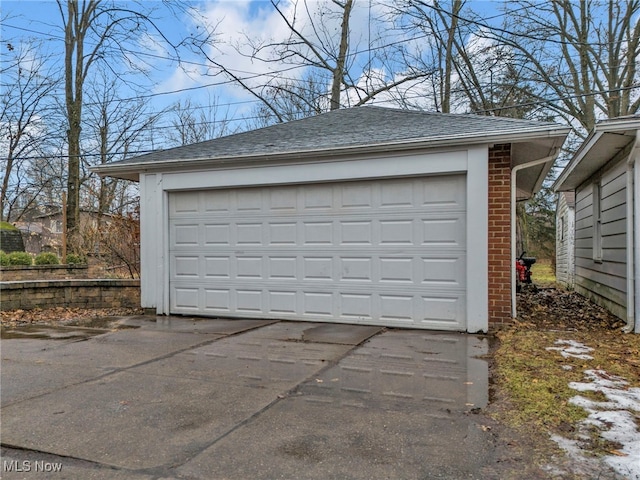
[
  {"x1": 531, "y1": 261, "x2": 556, "y2": 286},
  {"x1": 0, "y1": 221, "x2": 17, "y2": 231},
  {"x1": 492, "y1": 329, "x2": 588, "y2": 429},
  {"x1": 492, "y1": 325, "x2": 640, "y2": 455}
]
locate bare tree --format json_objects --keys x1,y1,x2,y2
[
  {"x1": 57, "y1": 0, "x2": 183, "y2": 240},
  {"x1": 489, "y1": 0, "x2": 640, "y2": 133},
  {"x1": 82, "y1": 69, "x2": 160, "y2": 220},
  {"x1": 394, "y1": 0, "x2": 535, "y2": 116},
  {"x1": 167, "y1": 97, "x2": 233, "y2": 147},
  {"x1": 394, "y1": 0, "x2": 468, "y2": 113},
  {"x1": 0, "y1": 43, "x2": 60, "y2": 221},
  {"x1": 187, "y1": 0, "x2": 428, "y2": 122}
]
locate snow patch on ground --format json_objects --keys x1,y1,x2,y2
[
  {"x1": 548, "y1": 342, "x2": 640, "y2": 480},
  {"x1": 546, "y1": 339, "x2": 594, "y2": 359}
]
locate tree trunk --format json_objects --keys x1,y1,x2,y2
[
  {"x1": 441, "y1": 0, "x2": 462, "y2": 113},
  {"x1": 330, "y1": 0, "x2": 353, "y2": 110}
]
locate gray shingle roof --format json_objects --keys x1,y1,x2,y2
[{"x1": 108, "y1": 106, "x2": 564, "y2": 166}]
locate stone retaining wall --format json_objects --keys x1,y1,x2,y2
[
  {"x1": 0, "y1": 279, "x2": 140, "y2": 311},
  {"x1": 1, "y1": 265, "x2": 89, "y2": 281}
]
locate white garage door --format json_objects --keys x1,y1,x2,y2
[{"x1": 169, "y1": 175, "x2": 467, "y2": 330}]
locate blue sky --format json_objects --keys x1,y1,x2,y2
[{"x1": 1, "y1": 0, "x2": 505, "y2": 140}]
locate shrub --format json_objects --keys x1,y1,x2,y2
[
  {"x1": 0, "y1": 251, "x2": 9, "y2": 266},
  {"x1": 7, "y1": 251, "x2": 32, "y2": 266},
  {"x1": 35, "y1": 252, "x2": 60, "y2": 265},
  {"x1": 66, "y1": 253, "x2": 87, "y2": 265},
  {"x1": 0, "y1": 221, "x2": 18, "y2": 231}
]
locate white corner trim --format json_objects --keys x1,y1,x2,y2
[
  {"x1": 466, "y1": 146, "x2": 489, "y2": 333},
  {"x1": 139, "y1": 173, "x2": 168, "y2": 314}
]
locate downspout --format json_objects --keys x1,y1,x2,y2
[
  {"x1": 624, "y1": 132, "x2": 640, "y2": 333},
  {"x1": 511, "y1": 152, "x2": 559, "y2": 318}
]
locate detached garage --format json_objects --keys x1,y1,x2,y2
[{"x1": 95, "y1": 106, "x2": 569, "y2": 332}]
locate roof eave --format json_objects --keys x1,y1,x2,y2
[
  {"x1": 94, "y1": 126, "x2": 570, "y2": 182},
  {"x1": 554, "y1": 117, "x2": 640, "y2": 192}
]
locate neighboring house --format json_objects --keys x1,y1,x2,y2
[
  {"x1": 94, "y1": 106, "x2": 569, "y2": 332},
  {"x1": 555, "y1": 191, "x2": 576, "y2": 287},
  {"x1": 14, "y1": 221, "x2": 56, "y2": 255},
  {"x1": 554, "y1": 116, "x2": 640, "y2": 334},
  {"x1": 15, "y1": 210, "x2": 113, "y2": 255}
]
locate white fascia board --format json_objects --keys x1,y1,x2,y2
[
  {"x1": 93, "y1": 126, "x2": 570, "y2": 181},
  {"x1": 554, "y1": 118, "x2": 640, "y2": 192},
  {"x1": 595, "y1": 116, "x2": 640, "y2": 132},
  {"x1": 160, "y1": 149, "x2": 468, "y2": 192},
  {"x1": 553, "y1": 130, "x2": 602, "y2": 192}
]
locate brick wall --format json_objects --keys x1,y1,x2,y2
[
  {"x1": 0, "y1": 279, "x2": 140, "y2": 311},
  {"x1": 488, "y1": 144, "x2": 512, "y2": 325}
]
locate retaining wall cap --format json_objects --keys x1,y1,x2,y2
[{"x1": 1, "y1": 279, "x2": 140, "y2": 289}]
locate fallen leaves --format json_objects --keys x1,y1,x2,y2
[
  {"x1": 0, "y1": 306, "x2": 144, "y2": 327},
  {"x1": 516, "y1": 288, "x2": 627, "y2": 332}
]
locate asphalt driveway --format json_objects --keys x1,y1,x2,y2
[{"x1": 1, "y1": 316, "x2": 512, "y2": 479}]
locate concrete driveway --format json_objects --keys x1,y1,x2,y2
[{"x1": 1, "y1": 316, "x2": 511, "y2": 479}]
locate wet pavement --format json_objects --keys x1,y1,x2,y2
[{"x1": 0, "y1": 316, "x2": 513, "y2": 479}]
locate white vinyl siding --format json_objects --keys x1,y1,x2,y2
[
  {"x1": 574, "y1": 159, "x2": 627, "y2": 319},
  {"x1": 555, "y1": 193, "x2": 575, "y2": 287},
  {"x1": 168, "y1": 176, "x2": 468, "y2": 330}
]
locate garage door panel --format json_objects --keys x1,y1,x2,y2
[
  {"x1": 340, "y1": 293, "x2": 373, "y2": 320},
  {"x1": 303, "y1": 257, "x2": 333, "y2": 281},
  {"x1": 237, "y1": 256, "x2": 263, "y2": 279},
  {"x1": 303, "y1": 221, "x2": 333, "y2": 245},
  {"x1": 236, "y1": 289, "x2": 263, "y2": 313},
  {"x1": 269, "y1": 189, "x2": 297, "y2": 211},
  {"x1": 421, "y1": 257, "x2": 465, "y2": 285},
  {"x1": 203, "y1": 190, "x2": 230, "y2": 213},
  {"x1": 204, "y1": 288, "x2": 231, "y2": 313},
  {"x1": 421, "y1": 218, "x2": 464, "y2": 245},
  {"x1": 339, "y1": 221, "x2": 373, "y2": 245},
  {"x1": 173, "y1": 256, "x2": 200, "y2": 278},
  {"x1": 339, "y1": 257, "x2": 373, "y2": 282},
  {"x1": 268, "y1": 291, "x2": 297, "y2": 315},
  {"x1": 380, "y1": 294, "x2": 414, "y2": 321},
  {"x1": 169, "y1": 176, "x2": 467, "y2": 330},
  {"x1": 237, "y1": 223, "x2": 263, "y2": 245},
  {"x1": 422, "y1": 296, "x2": 461, "y2": 323},
  {"x1": 172, "y1": 192, "x2": 200, "y2": 214},
  {"x1": 204, "y1": 256, "x2": 230, "y2": 278},
  {"x1": 422, "y1": 175, "x2": 466, "y2": 206},
  {"x1": 269, "y1": 222, "x2": 297, "y2": 245},
  {"x1": 268, "y1": 256, "x2": 297, "y2": 279},
  {"x1": 381, "y1": 181, "x2": 414, "y2": 208},
  {"x1": 237, "y1": 190, "x2": 263, "y2": 211},
  {"x1": 340, "y1": 183, "x2": 373, "y2": 209},
  {"x1": 380, "y1": 219, "x2": 414, "y2": 245},
  {"x1": 303, "y1": 186, "x2": 333, "y2": 210},
  {"x1": 303, "y1": 292, "x2": 334, "y2": 317},
  {"x1": 204, "y1": 224, "x2": 230, "y2": 245},
  {"x1": 173, "y1": 288, "x2": 200, "y2": 310},
  {"x1": 379, "y1": 257, "x2": 413, "y2": 283},
  {"x1": 173, "y1": 224, "x2": 199, "y2": 246}
]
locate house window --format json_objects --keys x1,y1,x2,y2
[
  {"x1": 593, "y1": 182, "x2": 602, "y2": 262},
  {"x1": 560, "y1": 216, "x2": 565, "y2": 242}
]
